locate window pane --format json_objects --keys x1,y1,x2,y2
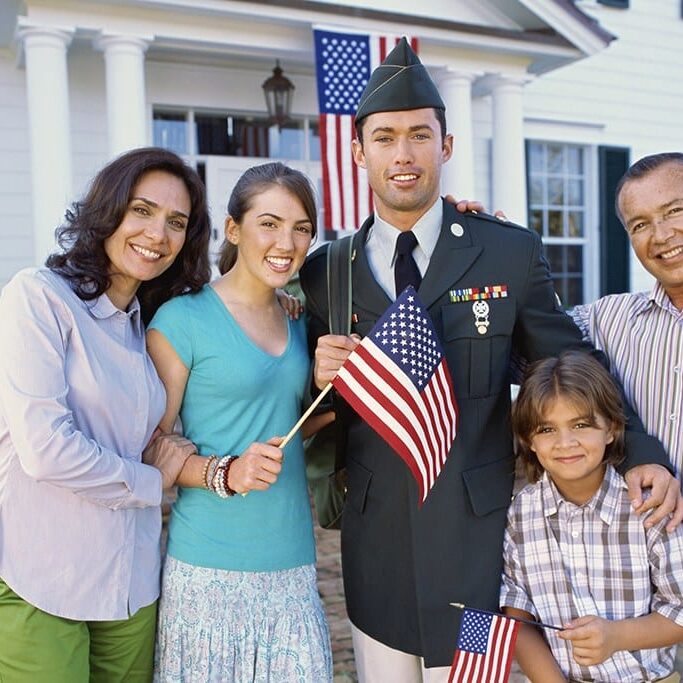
[
  {"x1": 547, "y1": 144, "x2": 564, "y2": 173},
  {"x1": 548, "y1": 211, "x2": 564, "y2": 237},
  {"x1": 545, "y1": 245, "x2": 564, "y2": 274},
  {"x1": 233, "y1": 119, "x2": 271, "y2": 157},
  {"x1": 530, "y1": 209, "x2": 544, "y2": 235},
  {"x1": 269, "y1": 121, "x2": 305, "y2": 160},
  {"x1": 194, "y1": 114, "x2": 273, "y2": 157},
  {"x1": 153, "y1": 112, "x2": 187, "y2": 154},
  {"x1": 565, "y1": 276, "x2": 584, "y2": 307},
  {"x1": 568, "y1": 211, "x2": 584, "y2": 237},
  {"x1": 567, "y1": 179, "x2": 583, "y2": 205},
  {"x1": 566, "y1": 245, "x2": 583, "y2": 272},
  {"x1": 529, "y1": 177, "x2": 544, "y2": 204},
  {"x1": 309, "y1": 121, "x2": 321, "y2": 162},
  {"x1": 195, "y1": 114, "x2": 232, "y2": 155},
  {"x1": 548, "y1": 178, "x2": 564, "y2": 206},
  {"x1": 567, "y1": 147, "x2": 583, "y2": 175},
  {"x1": 528, "y1": 143, "x2": 544, "y2": 173},
  {"x1": 546, "y1": 248, "x2": 584, "y2": 306}
]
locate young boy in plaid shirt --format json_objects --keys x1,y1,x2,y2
[{"x1": 500, "y1": 351, "x2": 683, "y2": 683}]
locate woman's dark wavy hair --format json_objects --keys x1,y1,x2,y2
[
  {"x1": 46, "y1": 147, "x2": 211, "y2": 323},
  {"x1": 217, "y1": 162, "x2": 318, "y2": 275}
]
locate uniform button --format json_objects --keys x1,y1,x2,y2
[
  {"x1": 674, "y1": 366, "x2": 681, "y2": 374},
  {"x1": 571, "y1": 531, "x2": 579, "y2": 539},
  {"x1": 671, "y1": 414, "x2": 678, "y2": 421}
]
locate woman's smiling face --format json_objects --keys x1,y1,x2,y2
[
  {"x1": 226, "y1": 185, "x2": 314, "y2": 291},
  {"x1": 104, "y1": 170, "x2": 191, "y2": 309}
]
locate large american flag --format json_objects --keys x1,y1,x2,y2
[
  {"x1": 313, "y1": 28, "x2": 418, "y2": 231},
  {"x1": 330, "y1": 286, "x2": 457, "y2": 503},
  {"x1": 449, "y1": 609, "x2": 520, "y2": 683}
]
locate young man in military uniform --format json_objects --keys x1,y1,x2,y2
[{"x1": 299, "y1": 39, "x2": 679, "y2": 681}]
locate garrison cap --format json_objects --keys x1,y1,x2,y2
[{"x1": 355, "y1": 37, "x2": 445, "y2": 122}]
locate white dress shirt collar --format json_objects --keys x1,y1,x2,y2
[{"x1": 365, "y1": 198, "x2": 443, "y2": 300}]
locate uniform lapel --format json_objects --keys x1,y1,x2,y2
[{"x1": 418, "y1": 201, "x2": 483, "y2": 311}]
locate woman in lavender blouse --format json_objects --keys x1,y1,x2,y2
[{"x1": 0, "y1": 148, "x2": 210, "y2": 682}]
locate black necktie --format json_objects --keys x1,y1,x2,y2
[{"x1": 394, "y1": 230, "x2": 422, "y2": 297}]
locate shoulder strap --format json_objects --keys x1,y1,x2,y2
[
  {"x1": 325, "y1": 234, "x2": 356, "y2": 473},
  {"x1": 326, "y1": 234, "x2": 355, "y2": 335}
]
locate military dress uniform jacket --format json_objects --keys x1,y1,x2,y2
[{"x1": 299, "y1": 200, "x2": 668, "y2": 667}]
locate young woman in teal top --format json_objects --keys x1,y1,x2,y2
[{"x1": 146, "y1": 163, "x2": 332, "y2": 682}]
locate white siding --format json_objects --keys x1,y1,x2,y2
[{"x1": 524, "y1": 0, "x2": 683, "y2": 292}]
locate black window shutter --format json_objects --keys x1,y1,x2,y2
[
  {"x1": 598, "y1": 145, "x2": 630, "y2": 295},
  {"x1": 597, "y1": 0, "x2": 629, "y2": 7}
]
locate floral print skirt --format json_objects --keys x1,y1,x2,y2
[{"x1": 154, "y1": 555, "x2": 332, "y2": 682}]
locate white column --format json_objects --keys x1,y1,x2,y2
[
  {"x1": 439, "y1": 70, "x2": 476, "y2": 199},
  {"x1": 490, "y1": 76, "x2": 528, "y2": 225},
  {"x1": 95, "y1": 35, "x2": 150, "y2": 156},
  {"x1": 18, "y1": 25, "x2": 74, "y2": 265}
]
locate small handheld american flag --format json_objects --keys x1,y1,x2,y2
[
  {"x1": 331, "y1": 286, "x2": 458, "y2": 503},
  {"x1": 449, "y1": 608, "x2": 520, "y2": 683}
]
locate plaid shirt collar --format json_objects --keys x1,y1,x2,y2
[{"x1": 540, "y1": 465, "x2": 624, "y2": 526}]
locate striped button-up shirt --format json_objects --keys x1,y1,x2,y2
[
  {"x1": 571, "y1": 284, "x2": 683, "y2": 476},
  {"x1": 500, "y1": 466, "x2": 683, "y2": 682}
]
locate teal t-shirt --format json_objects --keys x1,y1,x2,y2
[{"x1": 149, "y1": 286, "x2": 315, "y2": 571}]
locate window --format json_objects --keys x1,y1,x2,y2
[
  {"x1": 527, "y1": 141, "x2": 590, "y2": 307},
  {"x1": 153, "y1": 112, "x2": 187, "y2": 155},
  {"x1": 152, "y1": 107, "x2": 323, "y2": 259},
  {"x1": 153, "y1": 109, "x2": 320, "y2": 161}
]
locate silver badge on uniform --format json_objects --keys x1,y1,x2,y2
[
  {"x1": 450, "y1": 222, "x2": 464, "y2": 237},
  {"x1": 472, "y1": 300, "x2": 490, "y2": 335}
]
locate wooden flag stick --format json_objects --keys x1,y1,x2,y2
[
  {"x1": 450, "y1": 603, "x2": 563, "y2": 631},
  {"x1": 279, "y1": 382, "x2": 334, "y2": 450},
  {"x1": 240, "y1": 383, "x2": 333, "y2": 498}
]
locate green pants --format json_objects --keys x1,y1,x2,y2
[{"x1": 0, "y1": 578, "x2": 156, "y2": 683}]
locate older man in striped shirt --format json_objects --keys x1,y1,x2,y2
[
  {"x1": 572, "y1": 152, "x2": 683, "y2": 483},
  {"x1": 571, "y1": 151, "x2": 683, "y2": 677}
]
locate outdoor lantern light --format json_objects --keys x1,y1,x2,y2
[{"x1": 262, "y1": 60, "x2": 295, "y2": 130}]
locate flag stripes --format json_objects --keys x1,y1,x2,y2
[
  {"x1": 449, "y1": 611, "x2": 519, "y2": 683},
  {"x1": 330, "y1": 287, "x2": 457, "y2": 503}
]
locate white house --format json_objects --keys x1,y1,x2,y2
[{"x1": 1, "y1": 0, "x2": 682, "y2": 306}]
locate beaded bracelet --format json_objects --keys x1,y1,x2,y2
[
  {"x1": 205, "y1": 456, "x2": 220, "y2": 490},
  {"x1": 211, "y1": 455, "x2": 238, "y2": 498},
  {"x1": 221, "y1": 456, "x2": 238, "y2": 497},
  {"x1": 201, "y1": 455, "x2": 217, "y2": 490},
  {"x1": 211, "y1": 459, "x2": 227, "y2": 498}
]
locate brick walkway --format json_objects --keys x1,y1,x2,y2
[{"x1": 314, "y1": 524, "x2": 356, "y2": 682}]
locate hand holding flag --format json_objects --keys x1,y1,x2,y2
[
  {"x1": 280, "y1": 287, "x2": 457, "y2": 505},
  {"x1": 330, "y1": 286, "x2": 458, "y2": 503}
]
